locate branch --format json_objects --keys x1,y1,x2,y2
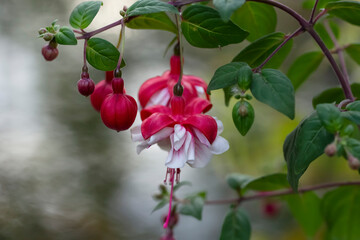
[
  {"x1": 204, "y1": 180, "x2": 360, "y2": 205},
  {"x1": 76, "y1": 19, "x2": 124, "y2": 40},
  {"x1": 310, "y1": 0, "x2": 320, "y2": 23}
]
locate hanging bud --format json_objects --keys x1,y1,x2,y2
[
  {"x1": 43, "y1": 33, "x2": 54, "y2": 41},
  {"x1": 77, "y1": 77, "x2": 95, "y2": 97},
  {"x1": 262, "y1": 201, "x2": 280, "y2": 218},
  {"x1": 38, "y1": 28, "x2": 47, "y2": 35},
  {"x1": 100, "y1": 78, "x2": 138, "y2": 132},
  {"x1": 90, "y1": 71, "x2": 114, "y2": 111},
  {"x1": 324, "y1": 143, "x2": 337, "y2": 157},
  {"x1": 348, "y1": 154, "x2": 360, "y2": 170},
  {"x1": 41, "y1": 43, "x2": 58, "y2": 61}
]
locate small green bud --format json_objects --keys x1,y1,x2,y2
[
  {"x1": 232, "y1": 100, "x2": 255, "y2": 136},
  {"x1": 38, "y1": 28, "x2": 47, "y2": 35},
  {"x1": 43, "y1": 33, "x2": 54, "y2": 41},
  {"x1": 120, "y1": 10, "x2": 126, "y2": 17},
  {"x1": 159, "y1": 185, "x2": 167, "y2": 194},
  {"x1": 237, "y1": 65, "x2": 252, "y2": 91},
  {"x1": 324, "y1": 143, "x2": 337, "y2": 157}
]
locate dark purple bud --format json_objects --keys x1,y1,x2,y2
[
  {"x1": 41, "y1": 44, "x2": 59, "y2": 61},
  {"x1": 324, "y1": 143, "x2": 337, "y2": 157},
  {"x1": 77, "y1": 78, "x2": 95, "y2": 97}
]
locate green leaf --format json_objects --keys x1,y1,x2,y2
[
  {"x1": 342, "y1": 101, "x2": 360, "y2": 125},
  {"x1": 345, "y1": 137, "x2": 360, "y2": 159},
  {"x1": 231, "y1": 2, "x2": 277, "y2": 42},
  {"x1": 241, "y1": 173, "x2": 289, "y2": 193},
  {"x1": 232, "y1": 32, "x2": 293, "y2": 69},
  {"x1": 152, "y1": 198, "x2": 168, "y2": 213},
  {"x1": 208, "y1": 62, "x2": 252, "y2": 93},
  {"x1": 251, "y1": 69, "x2": 295, "y2": 119},
  {"x1": 287, "y1": 51, "x2": 324, "y2": 90},
  {"x1": 346, "y1": 101, "x2": 360, "y2": 111},
  {"x1": 312, "y1": 83, "x2": 360, "y2": 108},
  {"x1": 126, "y1": 0, "x2": 179, "y2": 17},
  {"x1": 213, "y1": 0, "x2": 245, "y2": 21},
  {"x1": 303, "y1": 0, "x2": 339, "y2": 9},
  {"x1": 126, "y1": 12, "x2": 177, "y2": 33},
  {"x1": 226, "y1": 173, "x2": 253, "y2": 192},
  {"x1": 223, "y1": 86, "x2": 240, "y2": 106},
  {"x1": 283, "y1": 112, "x2": 334, "y2": 190},
  {"x1": 220, "y1": 208, "x2": 251, "y2": 240},
  {"x1": 285, "y1": 191, "x2": 323, "y2": 237},
  {"x1": 181, "y1": 5, "x2": 248, "y2": 48},
  {"x1": 314, "y1": 21, "x2": 340, "y2": 49},
  {"x1": 173, "y1": 181, "x2": 192, "y2": 192},
  {"x1": 179, "y1": 192, "x2": 206, "y2": 220},
  {"x1": 345, "y1": 44, "x2": 360, "y2": 65},
  {"x1": 232, "y1": 101, "x2": 255, "y2": 136},
  {"x1": 326, "y1": 1, "x2": 360, "y2": 26},
  {"x1": 86, "y1": 38, "x2": 124, "y2": 71},
  {"x1": 316, "y1": 103, "x2": 344, "y2": 133},
  {"x1": 69, "y1": 1, "x2": 102, "y2": 29},
  {"x1": 55, "y1": 26, "x2": 77, "y2": 45},
  {"x1": 322, "y1": 186, "x2": 360, "y2": 240}
]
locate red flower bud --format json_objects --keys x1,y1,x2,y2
[
  {"x1": 90, "y1": 71, "x2": 114, "y2": 111},
  {"x1": 100, "y1": 78, "x2": 138, "y2": 131},
  {"x1": 41, "y1": 44, "x2": 58, "y2": 61},
  {"x1": 77, "y1": 78, "x2": 95, "y2": 97}
]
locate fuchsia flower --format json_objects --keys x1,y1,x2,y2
[{"x1": 138, "y1": 55, "x2": 209, "y2": 109}]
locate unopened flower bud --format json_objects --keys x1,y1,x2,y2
[
  {"x1": 173, "y1": 83, "x2": 183, "y2": 97},
  {"x1": 263, "y1": 201, "x2": 280, "y2": 217},
  {"x1": 348, "y1": 154, "x2": 360, "y2": 170},
  {"x1": 77, "y1": 77, "x2": 95, "y2": 97},
  {"x1": 38, "y1": 28, "x2": 47, "y2": 35},
  {"x1": 90, "y1": 71, "x2": 114, "y2": 112},
  {"x1": 43, "y1": 33, "x2": 54, "y2": 41},
  {"x1": 120, "y1": 10, "x2": 126, "y2": 16},
  {"x1": 161, "y1": 212, "x2": 179, "y2": 228},
  {"x1": 41, "y1": 44, "x2": 59, "y2": 61},
  {"x1": 123, "y1": 6, "x2": 128, "y2": 12},
  {"x1": 325, "y1": 143, "x2": 337, "y2": 157}
]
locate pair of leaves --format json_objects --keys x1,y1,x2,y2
[
  {"x1": 326, "y1": 1, "x2": 360, "y2": 26},
  {"x1": 220, "y1": 208, "x2": 251, "y2": 240},
  {"x1": 283, "y1": 112, "x2": 334, "y2": 191},
  {"x1": 316, "y1": 103, "x2": 344, "y2": 133},
  {"x1": 179, "y1": 192, "x2": 206, "y2": 220},
  {"x1": 55, "y1": 26, "x2": 77, "y2": 45},
  {"x1": 342, "y1": 101, "x2": 360, "y2": 125}
]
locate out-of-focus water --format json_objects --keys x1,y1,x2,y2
[{"x1": 1, "y1": 0, "x2": 360, "y2": 240}]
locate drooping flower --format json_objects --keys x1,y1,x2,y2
[
  {"x1": 138, "y1": 55, "x2": 209, "y2": 109},
  {"x1": 100, "y1": 77, "x2": 137, "y2": 131},
  {"x1": 77, "y1": 72, "x2": 95, "y2": 97},
  {"x1": 42, "y1": 43, "x2": 59, "y2": 61},
  {"x1": 90, "y1": 71, "x2": 114, "y2": 111},
  {"x1": 131, "y1": 96, "x2": 229, "y2": 170}
]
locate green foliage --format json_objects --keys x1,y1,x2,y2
[
  {"x1": 173, "y1": 181, "x2": 192, "y2": 192},
  {"x1": 287, "y1": 51, "x2": 324, "y2": 90},
  {"x1": 181, "y1": 5, "x2": 248, "y2": 48},
  {"x1": 220, "y1": 208, "x2": 251, "y2": 240},
  {"x1": 232, "y1": 101, "x2": 255, "y2": 136},
  {"x1": 179, "y1": 192, "x2": 206, "y2": 220},
  {"x1": 284, "y1": 112, "x2": 334, "y2": 191},
  {"x1": 126, "y1": 12, "x2": 177, "y2": 33},
  {"x1": 312, "y1": 83, "x2": 360, "y2": 108},
  {"x1": 69, "y1": 1, "x2": 102, "y2": 29},
  {"x1": 126, "y1": 0, "x2": 179, "y2": 17},
  {"x1": 285, "y1": 192, "x2": 323, "y2": 237},
  {"x1": 251, "y1": 69, "x2": 295, "y2": 119},
  {"x1": 232, "y1": 32, "x2": 293, "y2": 69},
  {"x1": 316, "y1": 103, "x2": 344, "y2": 133},
  {"x1": 231, "y1": 2, "x2": 277, "y2": 42},
  {"x1": 55, "y1": 26, "x2": 77, "y2": 45},
  {"x1": 226, "y1": 173, "x2": 253, "y2": 193},
  {"x1": 345, "y1": 44, "x2": 360, "y2": 65},
  {"x1": 326, "y1": 1, "x2": 360, "y2": 26},
  {"x1": 86, "y1": 38, "x2": 124, "y2": 71},
  {"x1": 213, "y1": 0, "x2": 245, "y2": 21},
  {"x1": 302, "y1": 0, "x2": 339, "y2": 9},
  {"x1": 208, "y1": 62, "x2": 252, "y2": 93},
  {"x1": 344, "y1": 137, "x2": 360, "y2": 159},
  {"x1": 322, "y1": 186, "x2": 360, "y2": 240},
  {"x1": 314, "y1": 21, "x2": 340, "y2": 49},
  {"x1": 152, "y1": 199, "x2": 168, "y2": 213}
]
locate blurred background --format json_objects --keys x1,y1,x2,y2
[{"x1": 1, "y1": 0, "x2": 360, "y2": 239}]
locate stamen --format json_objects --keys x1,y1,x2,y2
[
  {"x1": 163, "y1": 168, "x2": 175, "y2": 229},
  {"x1": 176, "y1": 168, "x2": 181, "y2": 183},
  {"x1": 163, "y1": 168, "x2": 171, "y2": 185}
]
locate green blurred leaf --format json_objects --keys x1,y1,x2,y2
[
  {"x1": 126, "y1": 12, "x2": 177, "y2": 33},
  {"x1": 345, "y1": 44, "x2": 360, "y2": 65},
  {"x1": 346, "y1": 101, "x2": 360, "y2": 111},
  {"x1": 287, "y1": 51, "x2": 324, "y2": 90},
  {"x1": 226, "y1": 173, "x2": 253, "y2": 192},
  {"x1": 242, "y1": 173, "x2": 289, "y2": 193},
  {"x1": 173, "y1": 181, "x2": 192, "y2": 192},
  {"x1": 251, "y1": 69, "x2": 295, "y2": 119},
  {"x1": 231, "y1": 2, "x2": 277, "y2": 42},
  {"x1": 126, "y1": 0, "x2": 179, "y2": 17},
  {"x1": 285, "y1": 191, "x2": 323, "y2": 237},
  {"x1": 326, "y1": 1, "x2": 360, "y2": 26},
  {"x1": 213, "y1": 0, "x2": 245, "y2": 21},
  {"x1": 345, "y1": 137, "x2": 360, "y2": 159},
  {"x1": 220, "y1": 208, "x2": 251, "y2": 240},
  {"x1": 312, "y1": 83, "x2": 360, "y2": 108},
  {"x1": 314, "y1": 22, "x2": 339, "y2": 49},
  {"x1": 232, "y1": 101, "x2": 255, "y2": 136},
  {"x1": 179, "y1": 192, "x2": 206, "y2": 220},
  {"x1": 223, "y1": 86, "x2": 239, "y2": 106},
  {"x1": 322, "y1": 186, "x2": 360, "y2": 240},
  {"x1": 69, "y1": 1, "x2": 102, "y2": 29},
  {"x1": 232, "y1": 32, "x2": 293, "y2": 69},
  {"x1": 55, "y1": 26, "x2": 77, "y2": 45},
  {"x1": 86, "y1": 38, "x2": 125, "y2": 71},
  {"x1": 152, "y1": 198, "x2": 168, "y2": 213},
  {"x1": 316, "y1": 103, "x2": 344, "y2": 133},
  {"x1": 283, "y1": 112, "x2": 334, "y2": 191},
  {"x1": 208, "y1": 62, "x2": 252, "y2": 93},
  {"x1": 181, "y1": 5, "x2": 248, "y2": 48},
  {"x1": 341, "y1": 111, "x2": 360, "y2": 125},
  {"x1": 302, "y1": 0, "x2": 339, "y2": 9}
]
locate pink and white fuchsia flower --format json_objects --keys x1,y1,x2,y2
[
  {"x1": 131, "y1": 96, "x2": 229, "y2": 169},
  {"x1": 138, "y1": 55, "x2": 209, "y2": 109}
]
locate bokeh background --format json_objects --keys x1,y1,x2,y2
[{"x1": 1, "y1": 0, "x2": 360, "y2": 239}]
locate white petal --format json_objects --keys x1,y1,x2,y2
[
  {"x1": 186, "y1": 132, "x2": 195, "y2": 162},
  {"x1": 188, "y1": 139, "x2": 213, "y2": 168},
  {"x1": 210, "y1": 136, "x2": 229, "y2": 154},
  {"x1": 147, "y1": 127, "x2": 173, "y2": 145},
  {"x1": 193, "y1": 128, "x2": 211, "y2": 147},
  {"x1": 136, "y1": 141, "x2": 149, "y2": 154},
  {"x1": 145, "y1": 88, "x2": 171, "y2": 108},
  {"x1": 213, "y1": 116, "x2": 224, "y2": 135},
  {"x1": 130, "y1": 125, "x2": 144, "y2": 142},
  {"x1": 173, "y1": 124, "x2": 186, "y2": 151},
  {"x1": 165, "y1": 133, "x2": 188, "y2": 168},
  {"x1": 195, "y1": 85, "x2": 207, "y2": 99}
]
